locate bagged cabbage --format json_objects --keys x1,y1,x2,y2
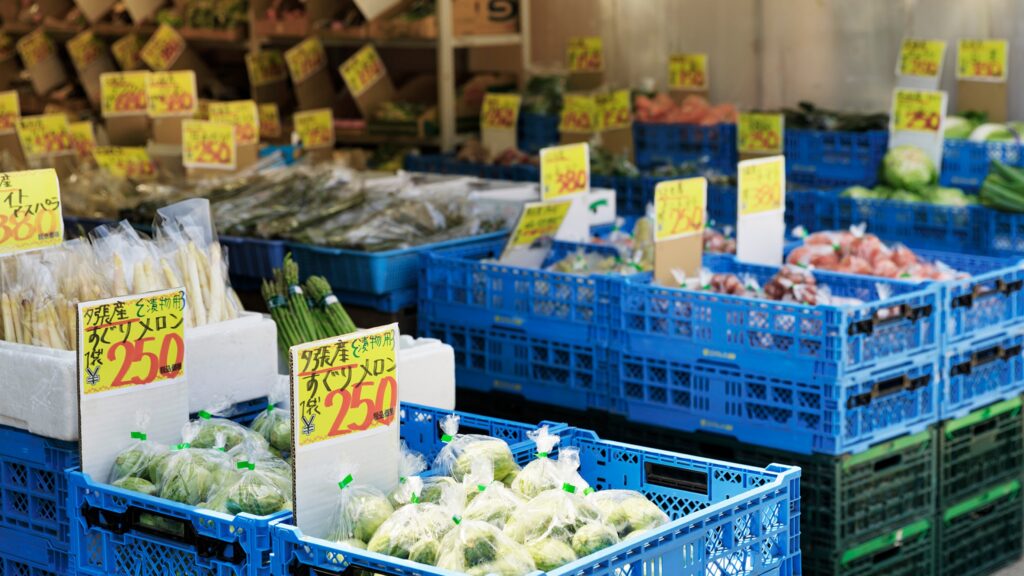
[
  {"x1": 511, "y1": 427, "x2": 588, "y2": 499},
  {"x1": 204, "y1": 461, "x2": 292, "y2": 516},
  {"x1": 327, "y1": 469, "x2": 394, "y2": 545},
  {"x1": 368, "y1": 479, "x2": 459, "y2": 565},
  {"x1": 436, "y1": 519, "x2": 536, "y2": 576},
  {"x1": 184, "y1": 409, "x2": 266, "y2": 451},
  {"x1": 462, "y1": 458, "x2": 524, "y2": 528},
  {"x1": 433, "y1": 415, "x2": 518, "y2": 482},
  {"x1": 587, "y1": 490, "x2": 669, "y2": 539},
  {"x1": 503, "y1": 486, "x2": 608, "y2": 570},
  {"x1": 109, "y1": 431, "x2": 167, "y2": 485}
]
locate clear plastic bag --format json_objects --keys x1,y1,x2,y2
[
  {"x1": 108, "y1": 419, "x2": 167, "y2": 497},
  {"x1": 326, "y1": 468, "x2": 395, "y2": 547},
  {"x1": 184, "y1": 405, "x2": 267, "y2": 452},
  {"x1": 432, "y1": 415, "x2": 518, "y2": 483},
  {"x1": 463, "y1": 458, "x2": 525, "y2": 529},
  {"x1": 387, "y1": 442, "x2": 429, "y2": 508},
  {"x1": 367, "y1": 478, "x2": 461, "y2": 566},
  {"x1": 154, "y1": 444, "x2": 218, "y2": 505},
  {"x1": 227, "y1": 436, "x2": 291, "y2": 494},
  {"x1": 510, "y1": 426, "x2": 588, "y2": 499},
  {"x1": 586, "y1": 489, "x2": 669, "y2": 540},
  {"x1": 436, "y1": 520, "x2": 536, "y2": 576},
  {"x1": 250, "y1": 401, "x2": 291, "y2": 454},
  {"x1": 502, "y1": 486, "x2": 607, "y2": 570},
  {"x1": 203, "y1": 461, "x2": 292, "y2": 516}
]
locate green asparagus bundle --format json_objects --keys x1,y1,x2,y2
[{"x1": 263, "y1": 256, "x2": 358, "y2": 352}]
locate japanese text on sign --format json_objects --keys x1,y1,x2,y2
[
  {"x1": 16, "y1": 30, "x2": 54, "y2": 68},
  {"x1": 567, "y1": 37, "x2": 603, "y2": 72},
  {"x1": 111, "y1": 35, "x2": 143, "y2": 70},
  {"x1": 67, "y1": 31, "x2": 104, "y2": 71},
  {"x1": 209, "y1": 100, "x2": 259, "y2": 146},
  {"x1": 898, "y1": 39, "x2": 945, "y2": 78},
  {"x1": 140, "y1": 24, "x2": 185, "y2": 71},
  {"x1": 559, "y1": 94, "x2": 600, "y2": 134},
  {"x1": 93, "y1": 147, "x2": 157, "y2": 180},
  {"x1": 339, "y1": 45, "x2": 386, "y2": 97},
  {"x1": 655, "y1": 178, "x2": 706, "y2": 241},
  {"x1": 294, "y1": 108, "x2": 334, "y2": 150},
  {"x1": 285, "y1": 38, "x2": 326, "y2": 84},
  {"x1": 598, "y1": 90, "x2": 631, "y2": 131},
  {"x1": 0, "y1": 169, "x2": 63, "y2": 255},
  {"x1": 669, "y1": 53, "x2": 709, "y2": 91},
  {"x1": 245, "y1": 51, "x2": 287, "y2": 87},
  {"x1": 78, "y1": 288, "x2": 187, "y2": 396},
  {"x1": 183, "y1": 120, "x2": 236, "y2": 170},
  {"x1": 892, "y1": 89, "x2": 944, "y2": 134},
  {"x1": 737, "y1": 113, "x2": 784, "y2": 154},
  {"x1": 147, "y1": 71, "x2": 197, "y2": 117},
  {"x1": 541, "y1": 143, "x2": 590, "y2": 201},
  {"x1": 0, "y1": 91, "x2": 19, "y2": 134},
  {"x1": 293, "y1": 326, "x2": 398, "y2": 447},
  {"x1": 508, "y1": 201, "x2": 572, "y2": 249},
  {"x1": 957, "y1": 39, "x2": 1008, "y2": 82},
  {"x1": 16, "y1": 114, "x2": 72, "y2": 158},
  {"x1": 259, "y1": 103, "x2": 281, "y2": 139},
  {"x1": 481, "y1": 93, "x2": 521, "y2": 130},
  {"x1": 738, "y1": 157, "x2": 785, "y2": 216},
  {"x1": 69, "y1": 122, "x2": 95, "y2": 158},
  {"x1": 101, "y1": 71, "x2": 149, "y2": 117}
]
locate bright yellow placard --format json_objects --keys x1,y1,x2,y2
[
  {"x1": 259, "y1": 103, "x2": 282, "y2": 139},
  {"x1": 292, "y1": 325, "x2": 398, "y2": 447},
  {"x1": 737, "y1": 113, "x2": 784, "y2": 154},
  {"x1": 0, "y1": 169, "x2": 63, "y2": 255},
  {"x1": 78, "y1": 288, "x2": 187, "y2": 396},
  {"x1": 892, "y1": 89, "x2": 944, "y2": 134},
  {"x1": 245, "y1": 50, "x2": 287, "y2": 87},
  {"x1": 111, "y1": 35, "x2": 143, "y2": 70},
  {"x1": 739, "y1": 157, "x2": 785, "y2": 216},
  {"x1": 101, "y1": 71, "x2": 149, "y2": 117},
  {"x1": 140, "y1": 24, "x2": 185, "y2": 71},
  {"x1": 559, "y1": 94, "x2": 601, "y2": 134},
  {"x1": 294, "y1": 108, "x2": 335, "y2": 150},
  {"x1": 285, "y1": 37, "x2": 326, "y2": 83},
  {"x1": 898, "y1": 39, "x2": 945, "y2": 78},
  {"x1": 67, "y1": 30, "x2": 104, "y2": 70},
  {"x1": 957, "y1": 39, "x2": 1008, "y2": 82},
  {"x1": 93, "y1": 146, "x2": 157, "y2": 180},
  {"x1": 567, "y1": 36, "x2": 603, "y2": 72},
  {"x1": 182, "y1": 120, "x2": 236, "y2": 170},
  {"x1": 480, "y1": 93, "x2": 521, "y2": 131},
  {"x1": 16, "y1": 114, "x2": 72, "y2": 158},
  {"x1": 598, "y1": 90, "x2": 631, "y2": 130},
  {"x1": 540, "y1": 142, "x2": 590, "y2": 201},
  {"x1": 147, "y1": 71, "x2": 197, "y2": 118},
  {"x1": 69, "y1": 121, "x2": 96, "y2": 158},
  {"x1": 655, "y1": 178, "x2": 706, "y2": 241},
  {"x1": 0, "y1": 91, "x2": 19, "y2": 134},
  {"x1": 338, "y1": 45, "x2": 387, "y2": 97},
  {"x1": 208, "y1": 100, "x2": 259, "y2": 146},
  {"x1": 16, "y1": 30, "x2": 54, "y2": 68},
  {"x1": 507, "y1": 201, "x2": 572, "y2": 249},
  {"x1": 669, "y1": 53, "x2": 709, "y2": 90}
]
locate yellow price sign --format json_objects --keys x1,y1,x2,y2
[
  {"x1": 737, "y1": 113, "x2": 784, "y2": 154},
  {"x1": 147, "y1": 71, "x2": 197, "y2": 117},
  {"x1": 245, "y1": 50, "x2": 288, "y2": 87},
  {"x1": 93, "y1": 146, "x2": 157, "y2": 180},
  {"x1": 655, "y1": 178, "x2": 706, "y2": 242},
  {"x1": 567, "y1": 36, "x2": 603, "y2": 72},
  {"x1": 111, "y1": 35, "x2": 143, "y2": 70},
  {"x1": 259, "y1": 103, "x2": 282, "y2": 139},
  {"x1": 480, "y1": 93, "x2": 521, "y2": 131},
  {"x1": 16, "y1": 30, "x2": 55, "y2": 68},
  {"x1": 140, "y1": 24, "x2": 186, "y2": 71},
  {"x1": 16, "y1": 114, "x2": 72, "y2": 158},
  {"x1": 957, "y1": 39, "x2": 1008, "y2": 82},
  {"x1": 78, "y1": 288, "x2": 187, "y2": 396},
  {"x1": 183, "y1": 120, "x2": 236, "y2": 170},
  {"x1": 898, "y1": 39, "x2": 946, "y2": 78},
  {"x1": 66, "y1": 30, "x2": 105, "y2": 71},
  {"x1": 208, "y1": 100, "x2": 259, "y2": 146},
  {"x1": 598, "y1": 90, "x2": 631, "y2": 131},
  {"x1": 738, "y1": 157, "x2": 785, "y2": 217},
  {"x1": 507, "y1": 201, "x2": 572, "y2": 249},
  {"x1": 0, "y1": 91, "x2": 19, "y2": 134},
  {"x1": 892, "y1": 88, "x2": 944, "y2": 134},
  {"x1": 0, "y1": 169, "x2": 63, "y2": 255},
  {"x1": 285, "y1": 37, "x2": 326, "y2": 84},
  {"x1": 669, "y1": 53, "x2": 709, "y2": 91},
  {"x1": 69, "y1": 121, "x2": 96, "y2": 158},
  {"x1": 291, "y1": 325, "x2": 398, "y2": 447},
  {"x1": 338, "y1": 45, "x2": 387, "y2": 97},
  {"x1": 540, "y1": 142, "x2": 590, "y2": 201},
  {"x1": 294, "y1": 108, "x2": 335, "y2": 150},
  {"x1": 101, "y1": 71, "x2": 149, "y2": 117},
  {"x1": 559, "y1": 94, "x2": 601, "y2": 134}
]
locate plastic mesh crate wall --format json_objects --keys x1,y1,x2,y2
[
  {"x1": 785, "y1": 130, "x2": 888, "y2": 187},
  {"x1": 941, "y1": 332, "x2": 1024, "y2": 419},
  {"x1": 939, "y1": 395, "x2": 1023, "y2": 508},
  {"x1": 940, "y1": 139, "x2": 1024, "y2": 191},
  {"x1": 0, "y1": 528, "x2": 70, "y2": 576},
  {"x1": 219, "y1": 236, "x2": 286, "y2": 283},
  {"x1": 937, "y1": 480, "x2": 1022, "y2": 576},
  {"x1": 815, "y1": 519, "x2": 934, "y2": 576},
  {"x1": 518, "y1": 112, "x2": 559, "y2": 153},
  {"x1": 632, "y1": 122, "x2": 738, "y2": 172},
  {"x1": 0, "y1": 425, "x2": 78, "y2": 546}
]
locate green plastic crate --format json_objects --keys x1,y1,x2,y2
[
  {"x1": 937, "y1": 479, "x2": 1023, "y2": 576},
  {"x1": 826, "y1": 518, "x2": 935, "y2": 576},
  {"x1": 939, "y1": 395, "x2": 1024, "y2": 508}
]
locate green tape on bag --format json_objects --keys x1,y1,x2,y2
[
  {"x1": 840, "y1": 518, "x2": 930, "y2": 566},
  {"x1": 944, "y1": 396, "x2": 1022, "y2": 439},
  {"x1": 843, "y1": 429, "x2": 931, "y2": 470},
  {"x1": 944, "y1": 479, "x2": 1021, "y2": 523}
]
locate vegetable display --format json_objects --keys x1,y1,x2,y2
[
  {"x1": 840, "y1": 145, "x2": 973, "y2": 207},
  {"x1": 981, "y1": 160, "x2": 1024, "y2": 213},
  {"x1": 634, "y1": 93, "x2": 737, "y2": 125},
  {"x1": 673, "y1": 266, "x2": 866, "y2": 307},
  {"x1": 262, "y1": 255, "x2": 358, "y2": 353},
  {"x1": 787, "y1": 228, "x2": 964, "y2": 280},
  {"x1": 433, "y1": 415, "x2": 520, "y2": 484}
]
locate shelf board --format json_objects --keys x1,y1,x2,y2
[
  {"x1": 261, "y1": 33, "x2": 521, "y2": 50},
  {"x1": 452, "y1": 34, "x2": 522, "y2": 48}
]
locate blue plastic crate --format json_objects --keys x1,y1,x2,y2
[
  {"x1": 941, "y1": 139, "x2": 1024, "y2": 191},
  {"x1": 707, "y1": 182, "x2": 738, "y2": 226},
  {"x1": 331, "y1": 286, "x2": 417, "y2": 313},
  {"x1": 0, "y1": 527, "x2": 71, "y2": 576},
  {"x1": 272, "y1": 425, "x2": 801, "y2": 576},
  {"x1": 941, "y1": 332, "x2": 1024, "y2": 420},
  {"x1": 63, "y1": 215, "x2": 114, "y2": 237},
  {"x1": 785, "y1": 130, "x2": 888, "y2": 187},
  {"x1": 518, "y1": 112, "x2": 559, "y2": 153},
  {"x1": 633, "y1": 122, "x2": 738, "y2": 172},
  {"x1": 402, "y1": 154, "x2": 453, "y2": 174},
  {"x1": 983, "y1": 208, "x2": 1024, "y2": 256},
  {"x1": 0, "y1": 425, "x2": 78, "y2": 546},
  {"x1": 259, "y1": 145, "x2": 298, "y2": 166},
  {"x1": 220, "y1": 236, "x2": 286, "y2": 282}
]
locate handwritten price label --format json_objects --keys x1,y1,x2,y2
[
  {"x1": 245, "y1": 50, "x2": 287, "y2": 87},
  {"x1": 0, "y1": 169, "x2": 63, "y2": 255},
  {"x1": 67, "y1": 30, "x2": 104, "y2": 71},
  {"x1": 78, "y1": 288, "x2": 186, "y2": 396},
  {"x1": 598, "y1": 90, "x2": 631, "y2": 131},
  {"x1": 183, "y1": 120, "x2": 236, "y2": 170},
  {"x1": 339, "y1": 45, "x2": 386, "y2": 97},
  {"x1": 481, "y1": 93, "x2": 521, "y2": 131},
  {"x1": 892, "y1": 89, "x2": 944, "y2": 134},
  {"x1": 739, "y1": 157, "x2": 784, "y2": 217},
  {"x1": 111, "y1": 35, "x2": 143, "y2": 70},
  {"x1": 655, "y1": 178, "x2": 706, "y2": 241},
  {"x1": 147, "y1": 71, "x2": 197, "y2": 118},
  {"x1": 16, "y1": 114, "x2": 72, "y2": 158},
  {"x1": 559, "y1": 94, "x2": 601, "y2": 134},
  {"x1": 294, "y1": 108, "x2": 335, "y2": 150},
  {"x1": 140, "y1": 24, "x2": 185, "y2": 71},
  {"x1": 285, "y1": 37, "x2": 326, "y2": 84},
  {"x1": 93, "y1": 146, "x2": 157, "y2": 180},
  {"x1": 898, "y1": 39, "x2": 945, "y2": 78},
  {"x1": 259, "y1": 103, "x2": 282, "y2": 139},
  {"x1": 292, "y1": 325, "x2": 398, "y2": 447},
  {"x1": 957, "y1": 39, "x2": 1008, "y2": 82},
  {"x1": 669, "y1": 53, "x2": 709, "y2": 91},
  {"x1": 508, "y1": 201, "x2": 572, "y2": 249},
  {"x1": 541, "y1": 142, "x2": 590, "y2": 201},
  {"x1": 69, "y1": 121, "x2": 96, "y2": 158},
  {"x1": 16, "y1": 30, "x2": 55, "y2": 68},
  {"x1": 100, "y1": 71, "x2": 149, "y2": 117},
  {"x1": 209, "y1": 100, "x2": 259, "y2": 146},
  {"x1": 0, "y1": 91, "x2": 19, "y2": 134},
  {"x1": 737, "y1": 113, "x2": 784, "y2": 154},
  {"x1": 567, "y1": 36, "x2": 603, "y2": 72}
]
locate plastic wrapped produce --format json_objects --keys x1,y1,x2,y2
[
  {"x1": 204, "y1": 461, "x2": 292, "y2": 516},
  {"x1": 433, "y1": 415, "x2": 518, "y2": 483},
  {"x1": 184, "y1": 409, "x2": 266, "y2": 452},
  {"x1": 571, "y1": 521, "x2": 620, "y2": 557},
  {"x1": 112, "y1": 476, "x2": 158, "y2": 496},
  {"x1": 511, "y1": 427, "x2": 589, "y2": 499},
  {"x1": 251, "y1": 404, "x2": 291, "y2": 454},
  {"x1": 503, "y1": 486, "x2": 609, "y2": 570},
  {"x1": 326, "y1": 469, "x2": 395, "y2": 546},
  {"x1": 367, "y1": 478, "x2": 459, "y2": 565},
  {"x1": 587, "y1": 490, "x2": 669, "y2": 539},
  {"x1": 462, "y1": 458, "x2": 524, "y2": 528},
  {"x1": 436, "y1": 520, "x2": 536, "y2": 576},
  {"x1": 108, "y1": 430, "x2": 167, "y2": 485},
  {"x1": 155, "y1": 444, "x2": 216, "y2": 505},
  {"x1": 387, "y1": 443, "x2": 429, "y2": 508}
]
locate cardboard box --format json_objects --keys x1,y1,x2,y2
[
  {"x1": 453, "y1": 0, "x2": 519, "y2": 36},
  {"x1": 106, "y1": 115, "x2": 150, "y2": 146},
  {"x1": 16, "y1": 31, "x2": 68, "y2": 96},
  {"x1": 148, "y1": 140, "x2": 185, "y2": 176}
]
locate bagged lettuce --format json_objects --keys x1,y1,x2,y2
[
  {"x1": 203, "y1": 461, "x2": 292, "y2": 516},
  {"x1": 510, "y1": 426, "x2": 588, "y2": 499},
  {"x1": 326, "y1": 468, "x2": 394, "y2": 546},
  {"x1": 432, "y1": 415, "x2": 518, "y2": 482},
  {"x1": 462, "y1": 458, "x2": 524, "y2": 529},
  {"x1": 436, "y1": 519, "x2": 536, "y2": 576},
  {"x1": 587, "y1": 490, "x2": 669, "y2": 539}
]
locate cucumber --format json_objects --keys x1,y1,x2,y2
[{"x1": 990, "y1": 160, "x2": 1024, "y2": 190}]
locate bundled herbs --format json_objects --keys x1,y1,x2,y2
[{"x1": 262, "y1": 255, "x2": 358, "y2": 352}]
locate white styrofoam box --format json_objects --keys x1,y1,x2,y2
[
  {"x1": 0, "y1": 312, "x2": 278, "y2": 441},
  {"x1": 396, "y1": 335, "x2": 455, "y2": 411},
  {"x1": 469, "y1": 185, "x2": 618, "y2": 229}
]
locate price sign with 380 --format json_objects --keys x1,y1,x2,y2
[
  {"x1": 293, "y1": 325, "x2": 398, "y2": 447},
  {"x1": 739, "y1": 157, "x2": 784, "y2": 216},
  {"x1": 78, "y1": 288, "x2": 186, "y2": 395},
  {"x1": 0, "y1": 168, "x2": 63, "y2": 255}
]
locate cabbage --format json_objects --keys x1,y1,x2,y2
[
  {"x1": 944, "y1": 116, "x2": 973, "y2": 139},
  {"x1": 882, "y1": 145, "x2": 936, "y2": 191},
  {"x1": 969, "y1": 122, "x2": 1017, "y2": 142}
]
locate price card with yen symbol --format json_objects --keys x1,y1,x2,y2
[{"x1": 736, "y1": 156, "x2": 786, "y2": 266}]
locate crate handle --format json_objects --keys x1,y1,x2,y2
[
  {"x1": 847, "y1": 304, "x2": 933, "y2": 336},
  {"x1": 846, "y1": 374, "x2": 930, "y2": 409},
  {"x1": 643, "y1": 462, "x2": 708, "y2": 495},
  {"x1": 950, "y1": 344, "x2": 1023, "y2": 377},
  {"x1": 951, "y1": 279, "x2": 1024, "y2": 309}
]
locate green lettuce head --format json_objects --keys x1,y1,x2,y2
[{"x1": 882, "y1": 145, "x2": 936, "y2": 191}]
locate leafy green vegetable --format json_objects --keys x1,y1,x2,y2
[
  {"x1": 112, "y1": 476, "x2": 158, "y2": 496},
  {"x1": 251, "y1": 406, "x2": 291, "y2": 452},
  {"x1": 571, "y1": 522, "x2": 619, "y2": 557},
  {"x1": 882, "y1": 145, "x2": 936, "y2": 192}
]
